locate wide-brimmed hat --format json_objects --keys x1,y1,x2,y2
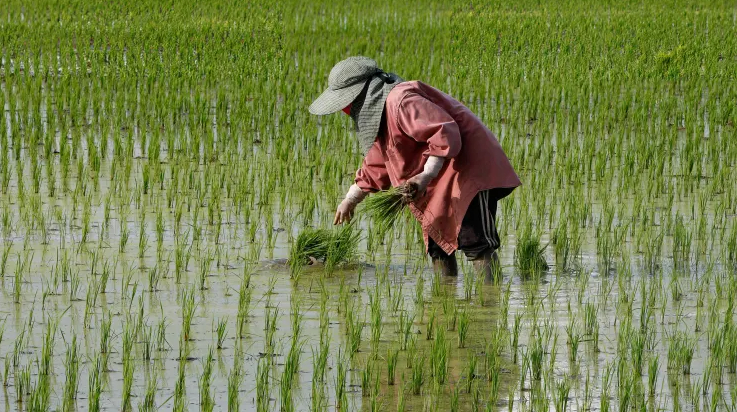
[
  {"x1": 309, "y1": 56, "x2": 381, "y2": 115},
  {"x1": 309, "y1": 56, "x2": 403, "y2": 153}
]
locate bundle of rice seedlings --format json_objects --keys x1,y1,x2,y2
[
  {"x1": 290, "y1": 224, "x2": 360, "y2": 276},
  {"x1": 289, "y1": 228, "x2": 332, "y2": 276},
  {"x1": 363, "y1": 185, "x2": 413, "y2": 234},
  {"x1": 325, "y1": 224, "x2": 361, "y2": 274}
]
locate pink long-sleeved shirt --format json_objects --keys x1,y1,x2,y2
[{"x1": 355, "y1": 81, "x2": 521, "y2": 255}]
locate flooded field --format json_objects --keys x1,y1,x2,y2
[
  {"x1": 1, "y1": 157, "x2": 735, "y2": 412},
  {"x1": 2, "y1": 0, "x2": 737, "y2": 411}
]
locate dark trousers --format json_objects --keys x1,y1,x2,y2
[{"x1": 428, "y1": 188, "x2": 509, "y2": 261}]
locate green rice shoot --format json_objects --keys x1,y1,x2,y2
[
  {"x1": 290, "y1": 224, "x2": 360, "y2": 276},
  {"x1": 515, "y1": 224, "x2": 549, "y2": 274},
  {"x1": 325, "y1": 224, "x2": 361, "y2": 274},
  {"x1": 363, "y1": 186, "x2": 411, "y2": 235},
  {"x1": 289, "y1": 228, "x2": 331, "y2": 276}
]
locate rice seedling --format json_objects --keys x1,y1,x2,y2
[
  {"x1": 515, "y1": 223, "x2": 549, "y2": 274},
  {"x1": 14, "y1": 364, "x2": 30, "y2": 404},
  {"x1": 83, "y1": 277, "x2": 101, "y2": 328},
  {"x1": 361, "y1": 359, "x2": 375, "y2": 396},
  {"x1": 443, "y1": 296, "x2": 458, "y2": 331},
  {"x1": 369, "y1": 293, "x2": 383, "y2": 351},
  {"x1": 199, "y1": 347, "x2": 215, "y2": 412},
  {"x1": 119, "y1": 219, "x2": 131, "y2": 254},
  {"x1": 121, "y1": 321, "x2": 137, "y2": 411},
  {"x1": 173, "y1": 359, "x2": 188, "y2": 412},
  {"x1": 457, "y1": 305, "x2": 471, "y2": 348},
  {"x1": 198, "y1": 249, "x2": 214, "y2": 290},
  {"x1": 405, "y1": 331, "x2": 418, "y2": 369},
  {"x1": 141, "y1": 324, "x2": 154, "y2": 362},
  {"x1": 629, "y1": 328, "x2": 647, "y2": 376},
  {"x1": 430, "y1": 327, "x2": 449, "y2": 384},
  {"x1": 335, "y1": 350, "x2": 349, "y2": 411},
  {"x1": 461, "y1": 353, "x2": 478, "y2": 392},
  {"x1": 88, "y1": 357, "x2": 104, "y2": 412},
  {"x1": 13, "y1": 252, "x2": 30, "y2": 304},
  {"x1": 667, "y1": 330, "x2": 697, "y2": 375},
  {"x1": 325, "y1": 224, "x2": 360, "y2": 274},
  {"x1": 27, "y1": 368, "x2": 51, "y2": 411},
  {"x1": 236, "y1": 274, "x2": 253, "y2": 338},
  {"x1": 289, "y1": 228, "x2": 331, "y2": 269},
  {"x1": 156, "y1": 318, "x2": 169, "y2": 352},
  {"x1": 138, "y1": 372, "x2": 158, "y2": 412},
  {"x1": 399, "y1": 310, "x2": 415, "y2": 351},
  {"x1": 505, "y1": 387, "x2": 517, "y2": 412},
  {"x1": 181, "y1": 286, "x2": 197, "y2": 341},
  {"x1": 0, "y1": 243, "x2": 11, "y2": 278},
  {"x1": 548, "y1": 376, "x2": 569, "y2": 412},
  {"x1": 363, "y1": 186, "x2": 412, "y2": 235},
  {"x1": 264, "y1": 305, "x2": 280, "y2": 354},
  {"x1": 148, "y1": 266, "x2": 161, "y2": 292},
  {"x1": 387, "y1": 348, "x2": 399, "y2": 385},
  {"x1": 415, "y1": 275, "x2": 426, "y2": 320},
  {"x1": 566, "y1": 317, "x2": 582, "y2": 363},
  {"x1": 464, "y1": 269, "x2": 475, "y2": 301},
  {"x1": 284, "y1": 334, "x2": 304, "y2": 381},
  {"x1": 511, "y1": 312, "x2": 523, "y2": 364},
  {"x1": 447, "y1": 384, "x2": 460, "y2": 411},
  {"x1": 410, "y1": 351, "x2": 426, "y2": 395},
  {"x1": 528, "y1": 335, "x2": 545, "y2": 381},
  {"x1": 99, "y1": 311, "x2": 113, "y2": 355},
  {"x1": 311, "y1": 345, "x2": 328, "y2": 411},
  {"x1": 346, "y1": 302, "x2": 364, "y2": 357},
  {"x1": 280, "y1": 363, "x2": 296, "y2": 412},
  {"x1": 174, "y1": 235, "x2": 192, "y2": 284},
  {"x1": 289, "y1": 224, "x2": 360, "y2": 276},
  {"x1": 397, "y1": 380, "x2": 406, "y2": 412},
  {"x1": 485, "y1": 339, "x2": 501, "y2": 384}
]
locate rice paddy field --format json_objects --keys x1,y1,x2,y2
[{"x1": 1, "y1": 0, "x2": 737, "y2": 410}]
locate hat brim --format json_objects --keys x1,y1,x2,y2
[{"x1": 308, "y1": 82, "x2": 366, "y2": 115}]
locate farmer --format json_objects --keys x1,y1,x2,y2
[{"x1": 309, "y1": 56, "x2": 521, "y2": 278}]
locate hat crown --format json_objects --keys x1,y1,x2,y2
[{"x1": 328, "y1": 56, "x2": 381, "y2": 90}]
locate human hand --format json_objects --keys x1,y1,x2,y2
[
  {"x1": 399, "y1": 156, "x2": 445, "y2": 203},
  {"x1": 400, "y1": 173, "x2": 433, "y2": 203},
  {"x1": 334, "y1": 184, "x2": 368, "y2": 224},
  {"x1": 334, "y1": 199, "x2": 357, "y2": 225}
]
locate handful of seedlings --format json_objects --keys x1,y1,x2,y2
[
  {"x1": 290, "y1": 224, "x2": 360, "y2": 276},
  {"x1": 363, "y1": 184, "x2": 415, "y2": 234}
]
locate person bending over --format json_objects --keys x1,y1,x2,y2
[{"x1": 309, "y1": 56, "x2": 521, "y2": 278}]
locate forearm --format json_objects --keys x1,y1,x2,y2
[
  {"x1": 421, "y1": 155, "x2": 445, "y2": 179},
  {"x1": 411, "y1": 155, "x2": 445, "y2": 187},
  {"x1": 343, "y1": 184, "x2": 368, "y2": 205},
  {"x1": 335, "y1": 184, "x2": 367, "y2": 225},
  {"x1": 402, "y1": 155, "x2": 446, "y2": 201}
]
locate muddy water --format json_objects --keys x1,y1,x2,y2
[
  {"x1": 0, "y1": 210, "x2": 730, "y2": 412},
  {"x1": 0, "y1": 103, "x2": 732, "y2": 411},
  {"x1": 0, "y1": 238, "x2": 513, "y2": 411}
]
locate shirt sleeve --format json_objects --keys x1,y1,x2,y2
[
  {"x1": 354, "y1": 139, "x2": 392, "y2": 193},
  {"x1": 396, "y1": 93, "x2": 462, "y2": 158}
]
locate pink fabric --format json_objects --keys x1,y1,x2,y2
[{"x1": 355, "y1": 81, "x2": 521, "y2": 254}]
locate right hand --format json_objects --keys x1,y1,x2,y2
[
  {"x1": 334, "y1": 200, "x2": 356, "y2": 225},
  {"x1": 400, "y1": 173, "x2": 433, "y2": 203}
]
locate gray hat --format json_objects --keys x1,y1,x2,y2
[{"x1": 309, "y1": 56, "x2": 403, "y2": 153}]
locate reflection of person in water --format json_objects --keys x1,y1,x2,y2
[{"x1": 309, "y1": 56, "x2": 521, "y2": 278}]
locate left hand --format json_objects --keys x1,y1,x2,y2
[{"x1": 334, "y1": 199, "x2": 357, "y2": 225}]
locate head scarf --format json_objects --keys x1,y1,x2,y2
[{"x1": 309, "y1": 56, "x2": 403, "y2": 153}]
